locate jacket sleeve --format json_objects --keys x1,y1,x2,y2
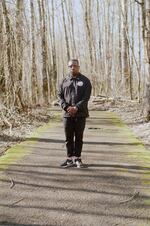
[
  {"x1": 58, "y1": 81, "x2": 69, "y2": 111},
  {"x1": 75, "y1": 79, "x2": 92, "y2": 110}
]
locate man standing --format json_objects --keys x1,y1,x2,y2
[{"x1": 58, "y1": 59, "x2": 92, "y2": 168}]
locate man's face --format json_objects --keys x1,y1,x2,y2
[{"x1": 68, "y1": 60, "x2": 80, "y2": 76}]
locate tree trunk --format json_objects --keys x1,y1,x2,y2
[
  {"x1": 30, "y1": 0, "x2": 38, "y2": 105},
  {"x1": 84, "y1": 0, "x2": 93, "y2": 67},
  {"x1": 69, "y1": 1, "x2": 77, "y2": 57},
  {"x1": 144, "y1": 0, "x2": 150, "y2": 119},
  {"x1": 15, "y1": 0, "x2": 25, "y2": 109},
  {"x1": 38, "y1": 0, "x2": 49, "y2": 104},
  {"x1": 144, "y1": 83, "x2": 150, "y2": 121},
  {"x1": 1, "y1": 0, "x2": 14, "y2": 107},
  {"x1": 118, "y1": 4, "x2": 122, "y2": 91},
  {"x1": 138, "y1": 3, "x2": 142, "y2": 100},
  {"x1": 0, "y1": 3, "x2": 5, "y2": 95},
  {"x1": 62, "y1": 1, "x2": 70, "y2": 61},
  {"x1": 96, "y1": 0, "x2": 103, "y2": 94},
  {"x1": 84, "y1": 0, "x2": 95, "y2": 94},
  {"x1": 104, "y1": 0, "x2": 112, "y2": 96},
  {"x1": 138, "y1": 0, "x2": 150, "y2": 119},
  {"x1": 129, "y1": 0, "x2": 135, "y2": 100},
  {"x1": 51, "y1": 0, "x2": 57, "y2": 97},
  {"x1": 65, "y1": 0, "x2": 77, "y2": 57},
  {"x1": 121, "y1": 0, "x2": 131, "y2": 96},
  {"x1": 140, "y1": 0, "x2": 150, "y2": 76}
]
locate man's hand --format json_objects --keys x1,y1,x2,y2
[{"x1": 67, "y1": 106, "x2": 78, "y2": 116}]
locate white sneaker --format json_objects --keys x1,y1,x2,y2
[{"x1": 75, "y1": 158, "x2": 83, "y2": 168}]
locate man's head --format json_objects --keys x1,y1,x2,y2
[{"x1": 68, "y1": 59, "x2": 80, "y2": 76}]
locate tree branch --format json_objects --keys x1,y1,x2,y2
[{"x1": 134, "y1": 0, "x2": 144, "y2": 5}]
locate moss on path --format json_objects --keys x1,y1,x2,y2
[{"x1": 0, "y1": 110, "x2": 150, "y2": 226}]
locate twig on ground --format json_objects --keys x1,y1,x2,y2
[
  {"x1": 10, "y1": 178, "x2": 15, "y2": 189},
  {"x1": 10, "y1": 198, "x2": 24, "y2": 206},
  {"x1": 119, "y1": 190, "x2": 140, "y2": 204}
]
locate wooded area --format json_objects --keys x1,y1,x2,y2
[{"x1": 0, "y1": 0, "x2": 150, "y2": 120}]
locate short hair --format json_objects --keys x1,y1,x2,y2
[{"x1": 68, "y1": 59, "x2": 79, "y2": 66}]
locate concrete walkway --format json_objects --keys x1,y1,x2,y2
[{"x1": 0, "y1": 110, "x2": 150, "y2": 226}]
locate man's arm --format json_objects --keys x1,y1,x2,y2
[
  {"x1": 75, "y1": 79, "x2": 92, "y2": 110},
  {"x1": 58, "y1": 82, "x2": 69, "y2": 111}
]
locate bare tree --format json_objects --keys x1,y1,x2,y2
[
  {"x1": 15, "y1": 0, "x2": 26, "y2": 109},
  {"x1": 0, "y1": 0, "x2": 149, "y2": 112},
  {"x1": 104, "y1": 0, "x2": 112, "y2": 96},
  {"x1": 51, "y1": 0, "x2": 57, "y2": 97},
  {"x1": 84, "y1": 0, "x2": 93, "y2": 68},
  {"x1": 62, "y1": 1, "x2": 70, "y2": 61},
  {"x1": 30, "y1": 0, "x2": 38, "y2": 105},
  {"x1": 142, "y1": 0, "x2": 150, "y2": 81},
  {"x1": 121, "y1": 0, "x2": 131, "y2": 97},
  {"x1": 135, "y1": 0, "x2": 150, "y2": 120},
  {"x1": 137, "y1": 3, "x2": 142, "y2": 100},
  {"x1": 38, "y1": 0, "x2": 49, "y2": 104},
  {"x1": 1, "y1": 0, "x2": 15, "y2": 107},
  {"x1": 0, "y1": 3, "x2": 5, "y2": 96}
]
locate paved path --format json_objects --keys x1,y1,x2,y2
[{"x1": 0, "y1": 110, "x2": 150, "y2": 226}]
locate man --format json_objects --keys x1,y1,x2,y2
[{"x1": 58, "y1": 59, "x2": 92, "y2": 168}]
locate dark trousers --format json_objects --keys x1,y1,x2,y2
[{"x1": 63, "y1": 117, "x2": 86, "y2": 158}]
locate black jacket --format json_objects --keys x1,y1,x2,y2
[{"x1": 58, "y1": 73, "x2": 92, "y2": 117}]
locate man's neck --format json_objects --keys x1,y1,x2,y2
[{"x1": 70, "y1": 73, "x2": 80, "y2": 78}]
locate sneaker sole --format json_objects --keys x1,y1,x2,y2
[
  {"x1": 61, "y1": 164, "x2": 75, "y2": 168},
  {"x1": 75, "y1": 164, "x2": 84, "y2": 168}
]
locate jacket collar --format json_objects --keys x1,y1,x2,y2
[{"x1": 69, "y1": 73, "x2": 81, "y2": 81}]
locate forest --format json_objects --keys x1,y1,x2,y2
[
  {"x1": 0, "y1": 0, "x2": 149, "y2": 113},
  {"x1": 0, "y1": 2, "x2": 150, "y2": 224},
  {"x1": 0, "y1": 0, "x2": 150, "y2": 133}
]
